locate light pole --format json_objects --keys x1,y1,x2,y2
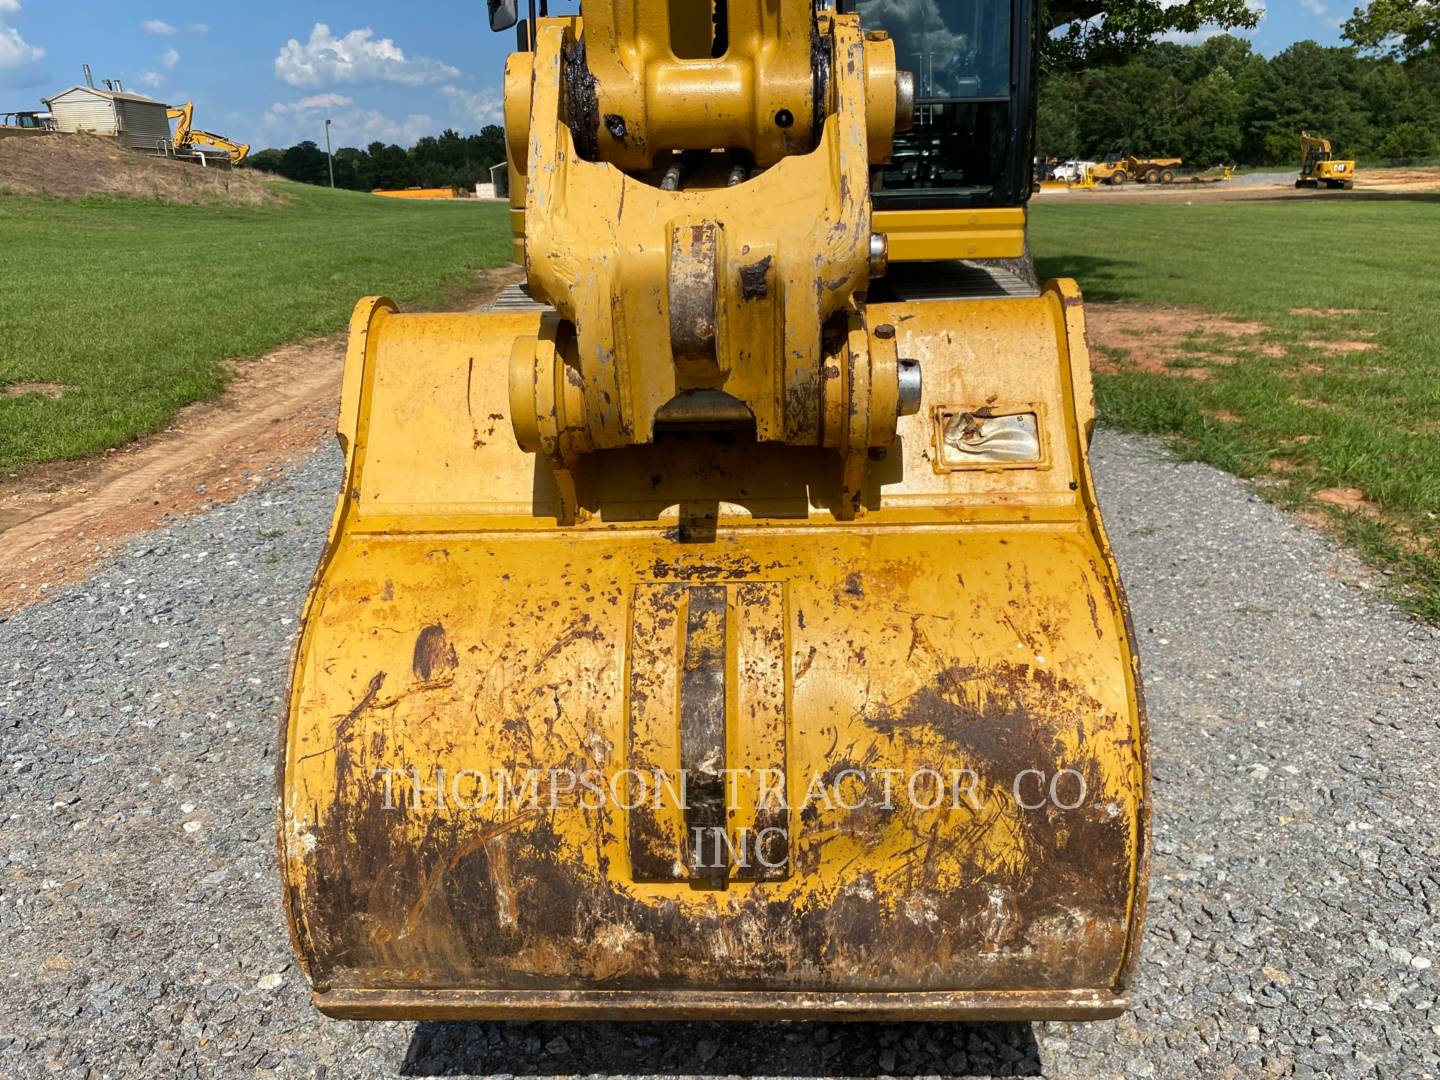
[{"x1": 324, "y1": 118, "x2": 335, "y2": 188}]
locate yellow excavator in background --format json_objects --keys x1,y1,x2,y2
[
  {"x1": 279, "y1": 0, "x2": 1149, "y2": 1022},
  {"x1": 167, "y1": 102, "x2": 250, "y2": 167},
  {"x1": 1297, "y1": 131, "x2": 1355, "y2": 189}
]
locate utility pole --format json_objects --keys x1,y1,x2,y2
[{"x1": 325, "y1": 118, "x2": 335, "y2": 188}]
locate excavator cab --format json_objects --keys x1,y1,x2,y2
[
  {"x1": 847, "y1": 0, "x2": 1034, "y2": 266},
  {"x1": 280, "y1": 0, "x2": 1148, "y2": 1022},
  {"x1": 850, "y1": 0, "x2": 1030, "y2": 199}
]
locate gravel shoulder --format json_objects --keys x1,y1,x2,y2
[{"x1": 2, "y1": 430, "x2": 1437, "y2": 1079}]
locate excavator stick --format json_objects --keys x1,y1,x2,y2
[
  {"x1": 279, "y1": 0, "x2": 1148, "y2": 1022},
  {"x1": 167, "y1": 102, "x2": 250, "y2": 167}
]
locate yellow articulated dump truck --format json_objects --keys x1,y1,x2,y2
[
  {"x1": 1089, "y1": 153, "x2": 1182, "y2": 185},
  {"x1": 278, "y1": 0, "x2": 1149, "y2": 1022}
]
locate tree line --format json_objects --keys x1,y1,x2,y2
[
  {"x1": 244, "y1": 126, "x2": 506, "y2": 191},
  {"x1": 243, "y1": 0, "x2": 1440, "y2": 187},
  {"x1": 1037, "y1": 36, "x2": 1440, "y2": 167}
]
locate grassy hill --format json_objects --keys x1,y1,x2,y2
[{"x1": 6, "y1": 168, "x2": 1438, "y2": 618}]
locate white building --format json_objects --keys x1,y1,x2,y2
[{"x1": 43, "y1": 86, "x2": 171, "y2": 153}]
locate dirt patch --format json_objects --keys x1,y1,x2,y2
[
  {"x1": 1210, "y1": 410, "x2": 1243, "y2": 424},
  {"x1": 1045, "y1": 165, "x2": 1440, "y2": 205},
  {"x1": 1290, "y1": 307, "x2": 1368, "y2": 318},
  {"x1": 1314, "y1": 487, "x2": 1382, "y2": 519},
  {"x1": 1086, "y1": 303, "x2": 1271, "y2": 378},
  {"x1": 0, "y1": 132, "x2": 279, "y2": 206},
  {"x1": 0, "y1": 264, "x2": 525, "y2": 613},
  {"x1": 1305, "y1": 338, "x2": 1378, "y2": 354},
  {"x1": 0, "y1": 340, "x2": 341, "y2": 612},
  {"x1": 1304, "y1": 502, "x2": 1434, "y2": 556},
  {"x1": 2, "y1": 382, "x2": 68, "y2": 399}
]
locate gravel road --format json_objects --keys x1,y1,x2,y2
[
  {"x1": 3, "y1": 429, "x2": 1437, "y2": 1079},
  {"x1": 1221, "y1": 170, "x2": 1297, "y2": 188}
]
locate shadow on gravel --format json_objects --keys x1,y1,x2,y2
[{"x1": 401, "y1": 1020, "x2": 1041, "y2": 1076}]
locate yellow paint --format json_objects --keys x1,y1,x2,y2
[
  {"x1": 1299, "y1": 132, "x2": 1356, "y2": 188},
  {"x1": 873, "y1": 207, "x2": 1026, "y2": 260},
  {"x1": 371, "y1": 187, "x2": 463, "y2": 199},
  {"x1": 281, "y1": 283, "x2": 1148, "y2": 1015},
  {"x1": 279, "y1": 0, "x2": 1148, "y2": 1020},
  {"x1": 510, "y1": 14, "x2": 899, "y2": 521},
  {"x1": 1089, "y1": 155, "x2": 1182, "y2": 185},
  {"x1": 167, "y1": 102, "x2": 250, "y2": 166},
  {"x1": 511, "y1": 203, "x2": 1029, "y2": 265}
]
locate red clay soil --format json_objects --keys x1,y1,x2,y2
[{"x1": 1084, "y1": 303, "x2": 1272, "y2": 379}]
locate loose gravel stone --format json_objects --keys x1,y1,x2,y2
[{"x1": 1, "y1": 429, "x2": 1437, "y2": 1078}]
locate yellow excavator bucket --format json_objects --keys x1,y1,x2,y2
[{"x1": 278, "y1": 0, "x2": 1148, "y2": 1022}]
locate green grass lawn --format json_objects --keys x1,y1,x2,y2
[
  {"x1": 0, "y1": 181, "x2": 512, "y2": 472},
  {"x1": 6, "y1": 179, "x2": 1438, "y2": 615},
  {"x1": 1032, "y1": 194, "x2": 1440, "y2": 619}
]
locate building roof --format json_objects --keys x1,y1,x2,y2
[{"x1": 44, "y1": 86, "x2": 168, "y2": 107}]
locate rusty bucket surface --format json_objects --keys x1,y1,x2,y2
[{"x1": 278, "y1": 283, "x2": 1149, "y2": 1020}]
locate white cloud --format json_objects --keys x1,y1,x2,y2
[
  {"x1": 186, "y1": 22, "x2": 208, "y2": 33},
  {"x1": 138, "y1": 69, "x2": 165, "y2": 88},
  {"x1": 268, "y1": 92, "x2": 354, "y2": 116},
  {"x1": 162, "y1": 47, "x2": 179, "y2": 69},
  {"x1": 0, "y1": 23, "x2": 43, "y2": 71},
  {"x1": 274, "y1": 23, "x2": 460, "y2": 88},
  {"x1": 332, "y1": 109, "x2": 433, "y2": 145},
  {"x1": 440, "y1": 85, "x2": 503, "y2": 128},
  {"x1": 1161, "y1": 27, "x2": 1225, "y2": 44},
  {"x1": 143, "y1": 18, "x2": 177, "y2": 34},
  {"x1": 1298, "y1": 0, "x2": 1343, "y2": 27},
  {"x1": 0, "y1": 0, "x2": 44, "y2": 74},
  {"x1": 264, "y1": 98, "x2": 433, "y2": 146},
  {"x1": 1159, "y1": 0, "x2": 1265, "y2": 42}
]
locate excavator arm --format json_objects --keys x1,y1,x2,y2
[
  {"x1": 166, "y1": 103, "x2": 192, "y2": 148},
  {"x1": 187, "y1": 128, "x2": 250, "y2": 167},
  {"x1": 167, "y1": 102, "x2": 249, "y2": 166}
]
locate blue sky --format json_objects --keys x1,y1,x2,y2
[{"x1": 1, "y1": 2, "x2": 1350, "y2": 150}]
